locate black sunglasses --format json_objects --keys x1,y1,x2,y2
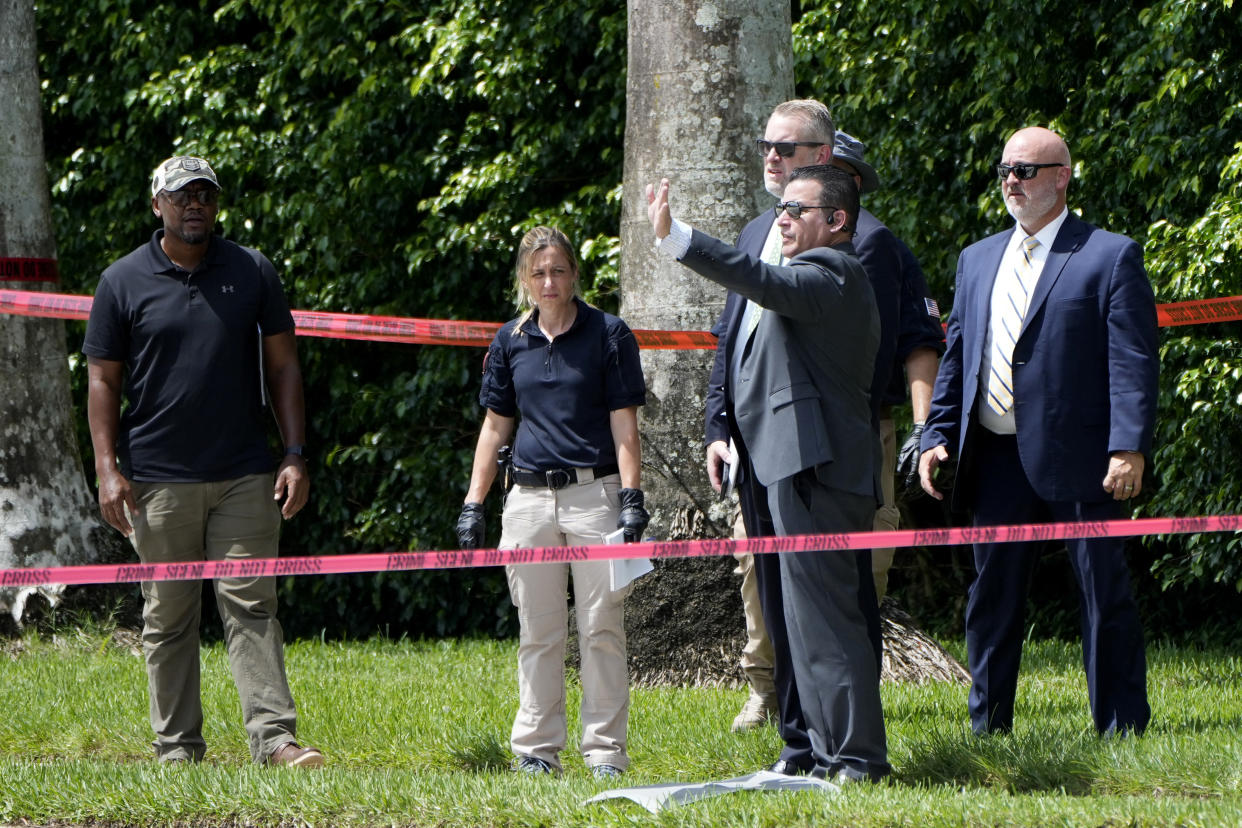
[
  {"x1": 995, "y1": 162, "x2": 1063, "y2": 181},
  {"x1": 161, "y1": 188, "x2": 220, "y2": 208},
  {"x1": 774, "y1": 202, "x2": 839, "y2": 220},
  {"x1": 756, "y1": 139, "x2": 827, "y2": 158}
]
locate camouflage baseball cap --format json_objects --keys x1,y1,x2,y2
[{"x1": 151, "y1": 156, "x2": 219, "y2": 197}]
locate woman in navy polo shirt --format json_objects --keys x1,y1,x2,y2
[{"x1": 456, "y1": 226, "x2": 648, "y2": 778}]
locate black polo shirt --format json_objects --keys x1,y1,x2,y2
[
  {"x1": 479, "y1": 298, "x2": 645, "y2": 471},
  {"x1": 83, "y1": 231, "x2": 295, "y2": 482}
]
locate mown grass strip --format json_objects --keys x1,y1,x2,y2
[{"x1": 2, "y1": 629, "x2": 1240, "y2": 826}]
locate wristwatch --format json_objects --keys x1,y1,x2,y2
[{"x1": 284, "y1": 444, "x2": 307, "y2": 458}]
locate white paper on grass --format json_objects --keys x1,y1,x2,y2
[
  {"x1": 606, "y1": 528, "x2": 653, "y2": 592},
  {"x1": 584, "y1": 769, "x2": 839, "y2": 814}
]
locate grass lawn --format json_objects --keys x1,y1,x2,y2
[{"x1": 2, "y1": 626, "x2": 1240, "y2": 826}]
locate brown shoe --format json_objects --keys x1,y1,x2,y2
[
  {"x1": 731, "y1": 688, "x2": 777, "y2": 732},
  {"x1": 267, "y1": 741, "x2": 325, "y2": 768}
]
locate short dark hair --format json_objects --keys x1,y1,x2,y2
[{"x1": 787, "y1": 164, "x2": 859, "y2": 235}]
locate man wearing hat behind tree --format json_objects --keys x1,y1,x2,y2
[
  {"x1": 84, "y1": 155, "x2": 324, "y2": 768},
  {"x1": 830, "y1": 131, "x2": 947, "y2": 603}
]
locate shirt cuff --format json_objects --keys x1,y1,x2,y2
[{"x1": 655, "y1": 218, "x2": 692, "y2": 259}]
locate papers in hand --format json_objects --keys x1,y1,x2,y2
[{"x1": 606, "y1": 528, "x2": 654, "y2": 592}]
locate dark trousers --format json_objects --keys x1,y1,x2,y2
[
  {"x1": 966, "y1": 429, "x2": 1150, "y2": 735},
  {"x1": 740, "y1": 460, "x2": 887, "y2": 778},
  {"x1": 736, "y1": 460, "x2": 812, "y2": 766}
]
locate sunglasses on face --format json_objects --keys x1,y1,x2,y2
[
  {"x1": 756, "y1": 139, "x2": 827, "y2": 158},
  {"x1": 995, "y1": 162, "x2": 1063, "y2": 181},
  {"x1": 161, "y1": 188, "x2": 220, "y2": 208},
  {"x1": 774, "y1": 202, "x2": 839, "y2": 220}
]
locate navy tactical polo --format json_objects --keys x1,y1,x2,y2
[
  {"x1": 83, "y1": 231, "x2": 294, "y2": 482},
  {"x1": 479, "y1": 298, "x2": 645, "y2": 471}
]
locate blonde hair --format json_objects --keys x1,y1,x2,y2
[
  {"x1": 771, "y1": 99, "x2": 836, "y2": 146},
  {"x1": 511, "y1": 225, "x2": 580, "y2": 334}
]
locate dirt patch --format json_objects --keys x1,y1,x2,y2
[
  {"x1": 569, "y1": 554, "x2": 968, "y2": 688},
  {"x1": 625, "y1": 556, "x2": 746, "y2": 687}
]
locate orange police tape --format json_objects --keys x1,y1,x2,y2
[
  {"x1": 1, "y1": 514, "x2": 1238, "y2": 588},
  {"x1": 0, "y1": 258, "x2": 61, "y2": 283},
  {"x1": 0, "y1": 289, "x2": 717, "y2": 349},
  {"x1": 2, "y1": 289, "x2": 1240, "y2": 347}
]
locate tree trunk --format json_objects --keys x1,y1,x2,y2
[
  {"x1": 0, "y1": 0, "x2": 112, "y2": 624},
  {"x1": 620, "y1": 0, "x2": 793, "y2": 539},
  {"x1": 612, "y1": 2, "x2": 970, "y2": 688},
  {"x1": 616, "y1": 0, "x2": 793, "y2": 679}
]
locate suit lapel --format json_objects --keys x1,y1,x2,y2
[
  {"x1": 1020, "y1": 215, "x2": 1088, "y2": 339},
  {"x1": 722, "y1": 291, "x2": 747, "y2": 379},
  {"x1": 730, "y1": 214, "x2": 779, "y2": 368},
  {"x1": 973, "y1": 235, "x2": 1008, "y2": 355}
]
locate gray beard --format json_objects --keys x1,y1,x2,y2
[{"x1": 1005, "y1": 188, "x2": 1056, "y2": 227}]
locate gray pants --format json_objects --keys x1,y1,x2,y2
[
  {"x1": 768, "y1": 468, "x2": 890, "y2": 781},
  {"x1": 130, "y1": 473, "x2": 298, "y2": 763}
]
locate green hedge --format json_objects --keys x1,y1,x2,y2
[{"x1": 36, "y1": 0, "x2": 1242, "y2": 638}]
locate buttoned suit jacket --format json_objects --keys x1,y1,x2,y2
[
  {"x1": 684, "y1": 228, "x2": 880, "y2": 498},
  {"x1": 921, "y1": 213, "x2": 1159, "y2": 508}
]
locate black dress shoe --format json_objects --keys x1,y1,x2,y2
[{"x1": 767, "y1": 759, "x2": 806, "y2": 776}]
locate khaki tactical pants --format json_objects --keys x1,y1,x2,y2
[
  {"x1": 130, "y1": 473, "x2": 298, "y2": 763},
  {"x1": 501, "y1": 475, "x2": 630, "y2": 771}
]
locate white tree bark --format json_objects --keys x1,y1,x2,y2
[
  {"x1": 0, "y1": 0, "x2": 108, "y2": 621},
  {"x1": 620, "y1": 0, "x2": 793, "y2": 538}
]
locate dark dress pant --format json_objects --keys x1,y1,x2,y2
[
  {"x1": 764, "y1": 466, "x2": 889, "y2": 780},
  {"x1": 966, "y1": 429, "x2": 1150, "y2": 735},
  {"x1": 736, "y1": 455, "x2": 813, "y2": 769},
  {"x1": 739, "y1": 454, "x2": 885, "y2": 773}
]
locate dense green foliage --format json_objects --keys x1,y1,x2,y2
[
  {"x1": 34, "y1": 0, "x2": 1242, "y2": 637},
  {"x1": 39, "y1": 0, "x2": 626, "y2": 637},
  {"x1": 793, "y1": 0, "x2": 1242, "y2": 591},
  {"x1": 4, "y1": 629, "x2": 1242, "y2": 825}
]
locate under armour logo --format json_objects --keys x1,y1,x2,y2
[{"x1": 221, "y1": 285, "x2": 235, "y2": 293}]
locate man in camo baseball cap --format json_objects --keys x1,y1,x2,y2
[{"x1": 150, "y1": 155, "x2": 219, "y2": 196}]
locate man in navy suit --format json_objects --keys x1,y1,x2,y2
[
  {"x1": 648, "y1": 164, "x2": 890, "y2": 782},
  {"x1": 919, "y1": 126, "x2": 1158, "y2": 735}
]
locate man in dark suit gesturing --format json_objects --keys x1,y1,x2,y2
[
  {"x1": 647, "y1": 164, "x2": 890, "y2": 782},
  {"x1": 919, "y1": 127, "x2": 1158, "y2": 736}
]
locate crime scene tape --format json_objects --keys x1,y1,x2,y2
[
  {"x1": 1, "y1": 513, "x2": 1237, "y2": 588},
  {"x1": 0, "y1": 289, "x2": 717, "y2": 350},
  {"x1": 1157, "y1": 295, "x2": 1242, "y2": 327},
  {"x1": 2, "y1": 289, "x2": 1238, "y2": 348},
  {"x1": 0, "y1": 258, "x2": 60, "y2": 283}
]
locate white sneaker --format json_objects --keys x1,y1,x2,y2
[{"x1": 731, "y1": 689, "x2": 777, "y2": 732}]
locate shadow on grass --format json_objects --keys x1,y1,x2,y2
[
  {"x1": 448, "y1": 733, "x2": 511, "y2": 773},
  {"x1": 899, "y1": 727, "x2": 1103, "y2": 794}
]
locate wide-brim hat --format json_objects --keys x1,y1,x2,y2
[{"x1": 833, "y1": 131, "x2": 881, "y2": 194}]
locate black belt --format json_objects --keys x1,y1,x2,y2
[{"x1": 510, "y1": 464, "x2": 619, "y2": 490}]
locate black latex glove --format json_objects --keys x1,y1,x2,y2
[
  {"x1": 456, "y1": 502, "x2": 485, "y2": 549},
  {"x1": 896, "y1": 422, "x2": 925, "y2": 496},
  {"x1": 617, "y1": 488, "x2": 650, "y2": 543}
]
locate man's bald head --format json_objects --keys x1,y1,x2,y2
[{"x1": 999, "y1": 127, "x2": 1073, "y2": 234}]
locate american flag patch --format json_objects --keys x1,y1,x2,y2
[{"x1": 924, "y1": 297, "x2": 941, "y2": 319}]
